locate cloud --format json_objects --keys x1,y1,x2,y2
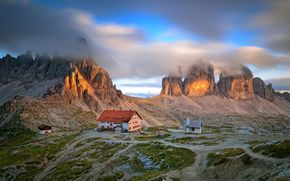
[
  {"x1": 124, "y1": 92, "x2": 158, "y2": 98},
  {"x1": 94, "y1": 32, "x2": 288, "y2": 79},
  {"x1": 0, "y1": 0, "x2": 289, "y2": 81},
  {"x1": 118, "y1": 82, "x2": 161, "y2": 88},
  {"x1": 265, "y1": 77, "x2": 290, "y2": 91},
  {"x1": 56, "y1": 0, "x2": 267, "y2": 40},
  {"x1": 0, "y1": 2, "x2": 83, "y2": 55},
  {"x1": 250, "y1": 0, "x2": 290, "y2": 53}
]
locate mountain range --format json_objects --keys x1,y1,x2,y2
[{"x1": 1, "y1": 52, "x2": 290, "y2": 137}]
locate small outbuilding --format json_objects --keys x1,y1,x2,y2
[
  {"x1": 97, "y1": 110, "x2": 142, "y2": 132},
  {"x1": 38, "y1": 125, "x2": 52, "y2": 134},
  {"x1": 183, "y1": 118, "x2": 202, "y2": 133}
]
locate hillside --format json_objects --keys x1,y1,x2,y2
[
  {"x1": 1, "y1": 52, "x2": 290, "y2": 136},
  {"x1": 0, "y1": 52, "x2": 124, "y2": 136}
]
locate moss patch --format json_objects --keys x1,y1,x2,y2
[
  {"x1": 168, "y1": 136, "x2": 218, "y2": 146},
  {"x1": 97, "y1": 171, "x2": 124, "y2": 181},
  {"x1": 89, "y1": 142, "x2": 128, "y2": 163},
  {"x1": 135, "y1": 134, "x2": 170, "y2": 141},
  {"x1": 251, "y1": 140, "x2": 290, "y2": 158},
  {"x1": 0, "y1": 132, "x2": 79, "y2": 180},
  {"x1": 207, "y1": 148, "x2": 246, "y2": 166},
  {"x1": 44, "y1": 160, "x2": 92, "y2": 181},
  {"x1": 131, "y1": 143, "x2": 196, "y2": 180}
]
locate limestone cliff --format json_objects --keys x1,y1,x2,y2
[
  {"x1": 217, "y1": 66, "x2": 254, "y2": 100},
  {"x1": 253, "y1": 77, "x2": 275, "y2": 101},
  {"x1": 160, "y1": 76, "x2": 183, "y2": 96},
  {"x1": 183, "y1": 62, "x2": 215, "y2": 96},
  {"x1": 0, "y1": 52, "x2": 122, "y2": 111},
  {"x1": 0, "y1": 51, "x2": 124, "y2": 135}
]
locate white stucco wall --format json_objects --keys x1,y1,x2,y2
[
  {"x1": 128, "y1": 113, "x2": 142, "y2": 132},
  {"x1": 98, "y1": 113, "x2": 142, "y2": 132}
]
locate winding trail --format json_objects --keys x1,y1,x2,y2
[{"x1": 34, "y1": 130, "x2": 290, "y2": 181}]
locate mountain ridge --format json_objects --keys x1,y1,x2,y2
[{"x1": 1, "y1": 52, "x2": 290, "y2": 137}]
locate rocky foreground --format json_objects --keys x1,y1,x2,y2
[{"x1": 1, "y1": 125, "x2": 290, "y2": 180}]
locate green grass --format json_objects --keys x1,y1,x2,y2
[
  {"x1": 116, "y1": 155, "x2": 130, "y2": 165},
  {"x1": 135, "y1": 143, "x2": 195, "y2": 170},
  {"x1": 97, "y1": 171, "x2": 124, "y2": 181},
  {"x1": 168, "y1": 136, "x2": 218, "y2": 146},
  {"x1": 0, "y1": 132, "x2": 79, "y2": 180},
  {"x1": 74, "y1": 137, "x2": 101, "y2": 148},
  {"x1": 207, "y1": 148, "x2": 246, "y2": 166},
  {"x1": 223, "y1": 148, "x2": 245, "y2": 157},
  {"x1": 245, "y1": 140, "x2": 267, "y2": 149},
  {"x1": 168, "y1": 137, "x2": 203, "y2": 144},
  {"x1": 130, "y1": 156, "x2": 146, "y2": 172},
  {"x1": 44, "y1": 160, "x2": 92, "y2": 181},
  {"x1": 130, "y1": 143, "x2": 196, "y2": 180},
  {"x1": 240, "y1": 154, "x2": 253, "y2": 165},
  {"x1": 200, "y1": 141, "x2": 218, "y2": 146},
  {"x1": 0, "y1": 132, "x2": 36, "y2": 147},
  {"x1": 89, "y1": 142, "x2": 128, "y2": 163},
  {"x1": 207, "y1": 153, "x2": 229, "y2": 166},
  {"x1": 251, "y1": 140, "x2": 290, "y2": 158},
  {"x1": 16, "y1": 165, "x2": 43, "y2": 181},
  {"x1": 135, "y1": 134, "x2": 170, "y2": 141},
  {"x1": 0, "y1": 149, "x2": 30, "y2": 168},
  {"x1": 146, "y1": 126, "x2": 168, "y2": 133},
  {"x1": 131, "y1": 171, "x2": 164, "y2": 181},
  {"x1": 202, "y1": 125, "x2": 222, "y2": 134}
]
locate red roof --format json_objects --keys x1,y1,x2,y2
[{"x1": 97, "y1": 110, "x2": 142, "y2": 123}]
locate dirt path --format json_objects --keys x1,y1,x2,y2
[{"x1": 34, "y1": 130, "x2": 290, "y2": 180}]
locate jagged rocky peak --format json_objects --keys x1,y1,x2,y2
[
  {"x1": 160, "y1": 76, "x2": 183, "y2": 96},
  {"x1": 0, "y1": 52, "x2": 122, "y2": 111},
  {"x1": 217, "y1": 65, "x2": 254, "y2": 100},
  {"x1": 253, "y1": 77, "x2": 275, "y2": 101},
  {"x1": 183, "y1": 61, "x2": 215, "y2": 96},
  {"x1": 75, "y1": 59, "x2": 120, "y2": 101}
]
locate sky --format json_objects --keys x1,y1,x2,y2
[{"x1": 0, "y1": 0, "x2": 290, "y2": 97}]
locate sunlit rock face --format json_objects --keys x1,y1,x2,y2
[
  {"x1": 0, "y1": 53, "x2": 122, "y2": 110},
  {"x1": 76, "y1": 60, "x2": 120, "y2": 102},
  {"x1": 253, "y1": 77, "x2": 275, "y2": 101},
  {"x1": 217, "y1": 66, "x2": 254, "y2": 100},
  {"x1": 160, "y1": 76, "x2": 183, "y2": 96},
  {"x1": 183, "y1": 62, "x2": 215, "y2": 96}
]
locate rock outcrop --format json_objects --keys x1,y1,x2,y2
[
  {"x1": 0, "y1": 96, "x2": 98, "y2": 137},
  {"x1": 253, "y1": 77, "x2": 275, "y2": 101},
  {"x1": 160, "y1": 76, "x2": 183, "y2": 96},
  {"x1": 217, "y1": 66, "x2": 254, "y2": 100},
  {"x1": 183, "y1": 62, "x2": 215, "y2": 96},
  {"x1": 0, "y1": 51, "x2": 125, "y2": 136},
  {"x1": 0, "y1": 52, "x2": 122, "y2": 111},
  {"x1": 276, "y1": 92, "x2": 290, "y2": 102}
]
